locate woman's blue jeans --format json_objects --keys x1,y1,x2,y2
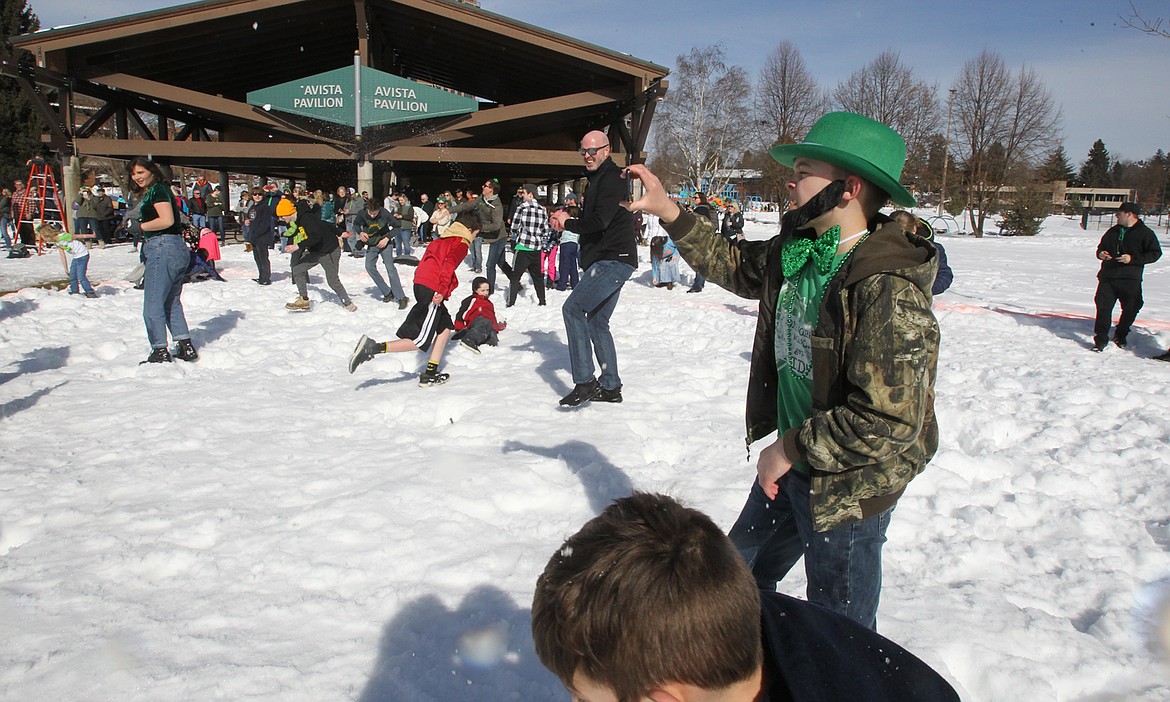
[{"x1": 142, "y1": 234, "x2": 191, "y2": 349}]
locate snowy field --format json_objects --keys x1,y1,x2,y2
[{"x1": 2, "y1": 212, "x2": 1170, "y2": 701}]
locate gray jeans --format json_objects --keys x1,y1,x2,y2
[{"x1": 293, "y1": 248, "x2": 350, "y2": 305}]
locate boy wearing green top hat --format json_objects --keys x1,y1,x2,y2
[{"x1": 625, "y1": 112, "x2": 940, "y2": 630}]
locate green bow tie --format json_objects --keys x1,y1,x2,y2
[{"x1": 781, "y1": 226, "x2": 840, "y2": 278}]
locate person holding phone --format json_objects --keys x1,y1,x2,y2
[
  {"x1": 548, "y1": 131, "x2": 638, "y2": 407},
  {"x1": 1092, "y1": 202, "x2": 1161, "y2": 353}
]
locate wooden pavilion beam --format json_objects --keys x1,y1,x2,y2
[
  {"x1": 94, "y1": 73, "x2": 344, "y2": 144},
  {"x1": 391, "y1": 89, "x2": 623, "y2": 147},
  {"x1": 72, "y1": 138, "x2": 583, "y2": 167},
  {"x1": 72, "y1": 138, "x2": 349, "y2": 160},
  {"x1": 14, "y1": 0, "x2": 310, "y2": 52}
]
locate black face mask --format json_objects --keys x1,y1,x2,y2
[{"x1": 780, "y1": 180, "x2": 846, "y2": 241}]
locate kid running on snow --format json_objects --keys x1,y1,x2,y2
[
  {"x1": 452, "y1": 276, "x2": 507, "y2": 354},
  {"x1": 40, "y1": 224, "x2": 98, "y2": 298},
  {"x1": 347, "y1": 210, "x2": 480, "y2": 386},
  {"x1": 278, "y1": 198, "x2": 356, "y2": 312}
]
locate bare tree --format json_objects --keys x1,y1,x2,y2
[
  {"x1": 951, "y1": 50, "x2": 1060, "y2": 237},
  {"x1": 1121, "y1": 1, "x2": 1170, "y2": 38},
  {"x1": 653, "y1": 44, "x2": 753, "y2": 198},
  {"x1": 832, "y1": 50, "x2": 940, "y2": 184},
  {"x1": 81, "y1": 157, "x2": 131, "y2": 192},
  {"x1": 751, "y1": 41, "x2": 826, "y2": 203},
  {"x1": 755, "y1": 41, "x2": 825, "y2": 146}
]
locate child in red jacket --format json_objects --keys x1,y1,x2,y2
[
  {"x1": 453, "y1": 276, "x2": 507, "y2": 353},
  {"x1": 347, "y1": 210, "x2": 480, "y2": 386}
]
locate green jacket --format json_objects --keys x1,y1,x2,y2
[
  {"x1": 665, "y1": 211, "x2": 941, "y2": 532},
  {"x1": 74, "y1": 194, "x2": 97, "y2": 219}
]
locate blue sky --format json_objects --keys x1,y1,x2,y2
[{"x1": 33, "y1": 0, "x2": 1170, "y2": 163}]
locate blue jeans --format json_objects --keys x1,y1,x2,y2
[
  {"x1": 208, "y1": 216, "x2": 225, "y2": 242},
  {"x1": 69, "y1": 255, "x2": 94, "y2": 293},
  {"x1": 467, "y1": 235, "x2": 484, "y2": 270},
  {"x1": 365, "y1": 243, "x2": 404, "y2": 300},
  {"x1": 191, "y1": 213, "x2": 207, "y2": 230},
  {"x1": 557, "y1": 241, "x2": 579, "y2": 290},
  {"x1": 485, "y1": 239, "x2": 513, "y2": 292},
  {"x1": 728, "y1": 472, "x2": 892, "y2": 630},
  {"x1": 690, "y1": 271, "x2": 705, "y2": 291},
  {"x1": 77, "y1": 217, "x2": 99, "y2": 238},
  {"x1": 0, "y1": 216, "x2": 11, "y2": 248},
  {"x1": 561, "y1": 259, "x2": 634, "y2": 389},
  {"x1": 394, "y1": 227, "x2": 412, "y2": 256},
  {"x1": 142, "y1": 234, "x2": 191, "y2": 349}
]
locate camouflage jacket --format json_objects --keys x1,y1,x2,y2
[{"x1": 665, "y1": 211, "x2": 941, "y2": 532}]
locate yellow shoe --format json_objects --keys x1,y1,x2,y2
[{"x1": 285, "y1": 296, "x2": 310, "y2": 311}]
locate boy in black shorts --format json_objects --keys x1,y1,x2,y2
[{"x1": 347, "y1": 210, "x2": 480, "y2": 386}]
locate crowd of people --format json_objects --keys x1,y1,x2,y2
[{"x1": 13, "y1": 112, "x2": 1170, "y2": 700}]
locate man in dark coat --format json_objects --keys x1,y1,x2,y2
[
  {"x1": 1092, "y1": 202, "x2": 1162, "y2": 352},
  {"x1": 243, "y1": 189, "x2": 277, "y2": 285},
  {"x1": 549, "y1": 130, "x2": 639, "y2": 407}
]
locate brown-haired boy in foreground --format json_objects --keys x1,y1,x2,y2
[{"x1": 532, "y1": 492, "x2": 958, "y2": 702}]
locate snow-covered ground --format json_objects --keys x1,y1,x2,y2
[{"x1": 2, "y1": 212, "x2": 1170, "y2": 701}]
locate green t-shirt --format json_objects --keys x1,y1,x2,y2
[
  {"x1": 773, "y1": 247, "x2": 854, "y2": 475},
  {"x1": 139, "y1": 182, "x2": 182, "y2": 237}
]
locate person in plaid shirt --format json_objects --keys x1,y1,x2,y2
[{"x1": 506, "y1": 183, "x2": 552, "y2": 307}]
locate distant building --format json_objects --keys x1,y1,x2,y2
[
  {"x1": 1043, "y1": 182, "x2": 1134, "y2": 211},
  {"x1": 992, "y1": 181, "x2": 1135, "y2": 212}
]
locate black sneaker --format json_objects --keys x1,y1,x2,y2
[
  {"x1": 419, "y1": 369, "x2": 450, "y2": 387},
  {"x1": 348, "y1": 334, "x2": 380, "y2": 374},
  {"x1": 140, "y1": 347, "x2": 172, "y2": 364},
  {"x1": 1113, "y1": 337, "x2": 1127, "y2": 349},
  {"x1": 174, "y1": 339, "x2": 199, "y2": 362},
  {"x1": 594, "y1": 385, "x2": 623, "y2": 403},
  {"x1": 398, "y1": 298, "x2": 410, "y2": 310},
  {"x1": 382, "y1": 293, "x2": 395, "y2": 303},
  {"x1": 559, "y1": 379, "x2": 600, "y2": 407},
  {"x1": 461, "y1": 339, "x2": 481, "y2": 354},
  {"x1": 1091, "y1": 343, "x2": 1106, "y2": 353}
]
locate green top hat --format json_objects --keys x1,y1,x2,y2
[{"x1": 770, "y1": 112, "x2": 916, "y2": 207}]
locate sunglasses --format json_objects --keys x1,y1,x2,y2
[{"x1": 578, "y1": 146, "x2": 608, "y2": 156}]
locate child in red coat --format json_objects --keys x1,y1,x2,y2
[
  {"x1": 347, "y1": 210, "x2": 480, "y2": 386},
  {"x1": 453, "y1": 276, "x2": 507, "y2": 353}
]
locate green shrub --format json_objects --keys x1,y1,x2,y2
[{"x1": 1000, "y1": 187, "x2": 1051, "y2": 236}]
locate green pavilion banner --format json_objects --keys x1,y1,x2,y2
[{"x1": 247, "y1": 66, "x2": 478, "y2": 127}]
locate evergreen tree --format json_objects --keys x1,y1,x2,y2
[
  {"x1": 0, "y1": 0, "x2": 42, "y2": 188},
  {"x1": 1078, "y1": 139, "x2": 1112, "y2": 187},
  {"x1": 1037, "y1": 145, "x2": 1076, "y2": 184}
]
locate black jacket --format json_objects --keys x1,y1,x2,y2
[
  {"x1": 565, "y1": 158, "x2": 637, "y2": 270},
  {"x1": 758, "y1": 592, "x2": 958, "y2": 701},
  {"x1": 1097, "y1": 219, "x2": 1162, "y2": 281},
  {"x1": 721, "y1": 210, "x2": 744, "y2": 239},
  {"x1": 294, "y1": 205, "x2": 341, "y2": 256}
]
